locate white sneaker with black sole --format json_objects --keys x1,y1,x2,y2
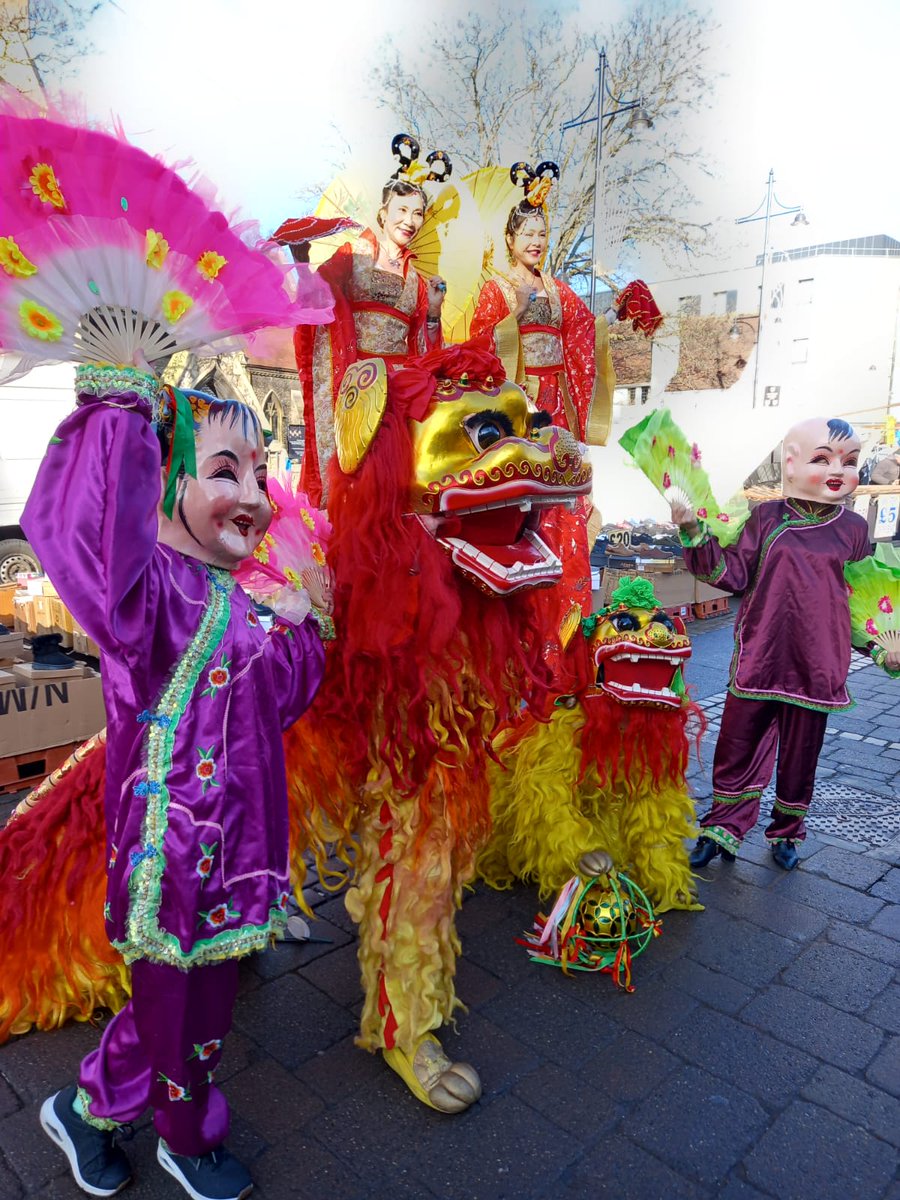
[
  {"x1": 39, "y1": 1086, "x2": 132, "y2": 1197},
  {"x1": 157, "y1": 1138, "x2": 253, "y2": 1200}
]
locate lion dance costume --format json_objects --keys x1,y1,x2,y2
[{"x1": 480, "y1": 576, "x2": 704, "y2": 914}]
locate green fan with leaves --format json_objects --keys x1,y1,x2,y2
[
  {"x1": 619, "y1": 409, "x2": 749, "y2": 546},
  {"x1": 844, "y1": 556, "x2": 900, "y2": 659}
]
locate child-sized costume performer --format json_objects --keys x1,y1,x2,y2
[
  {"x1": 479, "y1": 576, "x2": 703, "y2": 913},
  {"x1": 283, "y1": 342, "x2": 593, "y2": 1112},
  {"x1": 23, "y1": 376, "x2": 324, "y2": 1189},
  {"x1": 680, "y1": 417, "x2": 869, "y2": 870}
]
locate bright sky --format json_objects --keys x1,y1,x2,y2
[{"x1": 61, "y1": 0, "x2": 900, "y2": 277}]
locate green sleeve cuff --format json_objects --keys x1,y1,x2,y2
[{"x1": 678, "y1": 521, "x2": 709, "y2": 549}]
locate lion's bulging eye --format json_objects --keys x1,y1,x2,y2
[{"x1": 465, "y1": 410, "x2": 513, "y2": 452}]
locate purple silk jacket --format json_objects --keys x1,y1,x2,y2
[
  {"x1": 683, "y1": 499, "x2": 870, "y2": 712},
  {"x1": 22, "y1": 392, "x2": 325, "y2": 968}
]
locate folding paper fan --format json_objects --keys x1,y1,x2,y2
[
  {"x1": 232, "y1": 476, "x2": 333, "y2": 616},
  {"x1": 450, "y1": 166, "x2": 523, "y2": 343},
  {"x1": 0, "y1": 94, "x2": 333, "y2": 374},
  {"x1": 619, "y1": 409, "x2": 749, "y2": 546},
  {"x1": 844, "y1": 556, "x2": 900, "y2": 655}
]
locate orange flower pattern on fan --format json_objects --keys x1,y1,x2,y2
[
  {"x1": 161, "y1": 290, "x2": 193, "y2": 323},
  {"x1": 0, "y1": 236, "x2": 37, "y2": 278},
  {"x1": 145, "y1": 228, "x2": 169, "y2": 269},
  {"x1": 28, "y1": 162, "x2": 65, "y2": 209},
  {"x1": 197, "y1": 250, "x2": 227, "y2": 280},
  {"x1": 19, "y1": 299, "x2": 63, "y2": 341},
  {"x1": 311, "y1": 542, "x2": 326, "y2": 566}
]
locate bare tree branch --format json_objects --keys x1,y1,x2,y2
[{"x1": 0, "y1": 0, "x2": 110, "y2": 97}]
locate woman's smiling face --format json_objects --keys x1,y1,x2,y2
[{"x1": 158, "y1": 406, "x2": 272, "y2": 568}]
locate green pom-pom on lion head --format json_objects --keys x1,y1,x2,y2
[{"x1": 610, "y1": 577, "x2": 659, "y2": 612}]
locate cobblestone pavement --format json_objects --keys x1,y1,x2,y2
[{"x1": 1, "y1": 608, "x2": 898, "y2": 1200}]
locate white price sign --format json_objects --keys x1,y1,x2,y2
[{"x1": 873, "y1": 496, "x2": 900, "y2": 539}]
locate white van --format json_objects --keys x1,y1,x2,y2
[{"x1": 0, "y1": 363, "x2": 75, "y2": 583}]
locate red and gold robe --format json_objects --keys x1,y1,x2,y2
[{"x1": 294, "y1": 228, "x2": 440, "y2": 506}]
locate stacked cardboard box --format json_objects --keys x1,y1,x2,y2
[{"x1": 0, "y1": 665, "x2": 105, "y2": 758}]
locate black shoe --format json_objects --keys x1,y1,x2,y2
[
  {"x1": 40, "y1": 1086, "x2": 132, "y2": 1197},
  {"x1": 157, "y1": 1139, "x2": 252, "y2": 1200},
  {"x1": 772, "y1": 840, "x2": 800, "y2": 870},
  {"x1": 30, "y1": 632, "x2": 76, "y2": 668},
  {"x1": 689, "y1": 836, "x2": 735, "y2": 868}
]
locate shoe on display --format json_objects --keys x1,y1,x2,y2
[
  {"x1": 157, "y1": 1139, "x2": 253, "y2": 1200},
  {"x1": 40, "y1": 1086, "x2": 132, "y2": 1197},
  {"x1": 772, "y1": 840, "x2": 800, "y2": 870}
]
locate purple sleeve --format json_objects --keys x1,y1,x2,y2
[
  {"x1": 264, "y1": 616, "x2": 326, "y2": 729},
  {"x1": 21, "y1": 397, "x2": 162, "y2": 663},
  {"x1": 682, "y1": 507, "x2": 765, "y2": 595}
]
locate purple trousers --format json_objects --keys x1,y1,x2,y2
[
  {"x1": 700, "y1": 693, "x2": 828, "y2": 854},
  {"x1": 78, "y1": 958, "x2": 239, "y2": 1156}
]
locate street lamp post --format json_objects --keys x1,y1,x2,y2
[
  {"x1": 561, "y1": 50, "x2": 653, "y2": 313},
  {"x1": 736, "y1": 169, "x2": 808, "y2": 408}
]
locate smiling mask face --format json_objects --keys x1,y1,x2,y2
[
  {"x1": 157, "y1": 401, "x2": 272, "y2": 569},
  {"x1": 781, "y1": 417, "x2": 861, "y2": 503}
]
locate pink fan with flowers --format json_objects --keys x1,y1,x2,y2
[
  {"x1": 233, "y1": 476, "x2": 334, "y2": 617},
  {"x1": 0, "y1": 92, "x2": 333, "y2": 375}
]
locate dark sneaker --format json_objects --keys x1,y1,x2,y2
[
  {"x1": 157, "y1": 1139, "x2": 252, "y2": 1200},
  {"x1": 688, "y1": 835, "x2": 735, "y2": 867},
  {"x1": 772, "y1": 840, "x2": 800, "y2": 870},
  {"x1": 40, "y1": 1086, "x2": 132, "y2": 1197}
]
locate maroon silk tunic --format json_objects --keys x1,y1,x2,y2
[{"x1": 683, "y1": 499, "x2": 870, "y2": 711}]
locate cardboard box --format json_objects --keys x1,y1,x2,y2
[
  {"x1": 73, "y1": 629, "x2": 101, "y2": 658},
  {"x1": 0, "y1": 632, "x2": 29, "y2": 665},
  {"x1": 0, "y1": 669, "x2": 106, "y2": 757},
  {"x1": 0, "y1": 670, "x2": 16, "y2": 688},
  {"x1": 32, "y1": 595, "x2": 55, "y2": 637},
  {"x1": 694, "y1": 579, "x2": 730, "y2": 603},
  {"x1": 0, "y1": 584, "x2": 15, "y2": 626},
  {"x1": 649, "y1": 571, "x2": 696, "y2": 608},
  {"x1": 13, "y1": 662, "x2": 90, "y2": 682}
]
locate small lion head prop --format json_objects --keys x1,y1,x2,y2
[{"x1": 583, "y1": 577, "x2": 691, "y2": 709}]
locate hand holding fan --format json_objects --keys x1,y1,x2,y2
[
  {"x1": 844, "y1": 556, "x2": 900, "y2": 665},
  {"x1": 619, "y1": 409, "x2": 748, "y2": 546},
  {"x1": 0, "y1": 91, "x2": 333, "y2": 377}
]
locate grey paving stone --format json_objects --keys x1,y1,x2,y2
[
  {"x1": 0, "y1": 1103, "x2": 67, "y2": 1194},
  {"x1": 453, "y1": 955, "x2": 505, "y2": 1010},
  {"x1": 626, "y1": 1065, "x2": 768, "y2": 1187},
  {"x1": 297, "y1": 941, "x2": 364, "y2": 1008},
  {"x1": 0, "y1": 1158, "x2": 23, "y2": 1200},
  {"x1": 827, "y1": 919, "x2": 900, "y2": 969},
  {"x1": 666, "y1": 1007, "x2": 819, "y2": 1106},
  {"x1": 599, "y1": 975, "x2": 699, "y2": 1040},
  {"x1": 768, "y1": 871, "x2": 884, "y2": 923},
  {"x1": 870, "y1": 867, "x2": 900, "y2": 903},
  {"x1": 684, "y1": 909, "x2": 799, "y2": 987},
  {"x1": 294, "y1": 1033, "x2": 387, "y2": 1108},
  {"x1": 864, "y1": 983, "x2": 900, "y2": 1035},
  {"x1": 0, "y1": 1021, "x2": 100, "y2": 1104},
  {"x1": 579, "y1": 1029, "x2": 681, "y2": 1101},
  {"x1": 741, "y1": 985, "x2": 885, "y2": 1071},
  {"x1": 438, "y1": 1009, "x2": 542, "y2": 1097},
  {"x1": 560, "y1": 1134, "x2": 710, "y2": 1199},
  {"x1": 0, "y1": 1077, "x2": 21, "y2": 1119},
  {"x1": 512, "y1": 1062, "x2": 621, "y2": 1140},
  {"x1": 865, "y1": 1035, "x2": 900, "y2": 1098},
  {"x1": 661, "y1": 958, "x2": 756, "y2": 1015},
  {"x1": 801, "y1": 1063, "x2": 900, "y2": 1150},
  {"x1": 743, "y1": 1101, "x2": 896, "y2": 1200},
  {"x1": 232, "y1": 973, "x2": 357, "y2": 1072},
  {"x1": 252, "y1": 1134, "x2": 386, "y2": 1200},
  {"x1": 213, "y1": 1027, "x2": 265, "y2": 1085},
  {"x1": 780, "y1": 943, "x2": 895, "y2": 1014},
  {"x1": 407, "y1": 1093, "x2": 580, "y2": 1200},
  {"x1": 869, "y1": 904, "x2": 900, "y2": 941},
  {"x1": 221, "y1": 1058, "x2": 323, "y2": 1141},
  {"x1": 697, "y1": 876, "x2": 828, "y2": 943},
  {"x1": 801, "y1": 846, "x2": 890, "y2": 891},
  {"x1": 715, "y1": 1181, "x2": 772, "y2": 1200},
  {"x1": 251, "y1": 914, "x2": 353, "y2": 979},
  {"x1": 481, "y1": 979, "x2": 619, "y2": 1068}
]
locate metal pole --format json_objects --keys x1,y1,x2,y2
[
  {"x1": 589, "y1": 50, "x2": 607, "y2": 315},
  {"x1": 751, "y1": 168, "x2": 774, "y2": 410}
]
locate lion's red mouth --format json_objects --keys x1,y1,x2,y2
[
  {"x1": 592, "y1": 640, "x2": 691, "y2": 707},
  {"x1": 417, "y1": 495, "x2": 572, "y2": 594}
]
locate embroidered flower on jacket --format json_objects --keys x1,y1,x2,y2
[
  {"x1": 0, "y1": 236, "x2": 37, "y2": 278},
  {"x1": 201, "y1": 655, "x2": 231, "y2": 698},
  {"x1": 246, "y1": 607, "x2": 259, "y2": 628},
  {"x1": 158, "y1": 1073, "x2": 192, "y2": 1102},
  {"x1": 195, "y1": 841, "x2": 218, "y2": 884},
  {"x1": 20, "y1": 299, "x2": 63, "y2": 341},
  {"x1": 28, "y1": 162, "x2": 66, "y2": 208},
  {"x1": 197, "y1": 250, "x2": 227, "y2": 280},
  {"x1": 189, "y1": 1038, "x2": 222, "y2": 1061},
  {"x1": 145, "y1": 228, "x2": 169, "y2": 269},
  {"x1": 195, "y1": 746, "x2": 220, "y2": 793},
  {"x1": 199, "y1": 899, "x2": 240, "y2": 929}
]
